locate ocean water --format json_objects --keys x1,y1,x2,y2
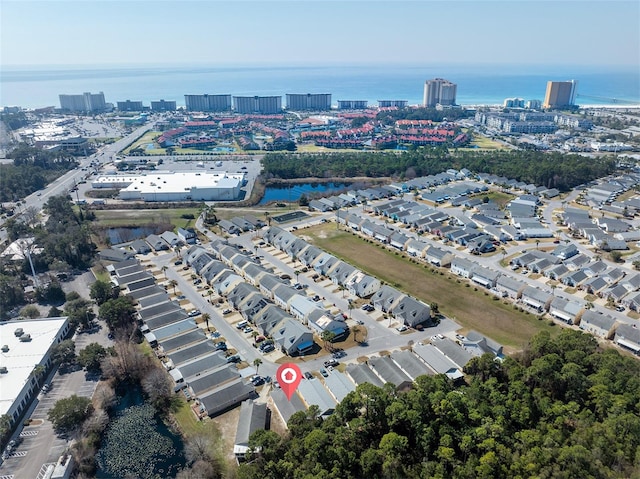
[{"x1": 1, "y1": 63, "x2": 639, "y2": 109}]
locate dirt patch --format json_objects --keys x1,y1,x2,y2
[{"x1": 209, "y1": 406, "x2": 241, "y2": 466}]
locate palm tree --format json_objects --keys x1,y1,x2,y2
[
  {"x1": 202, "y1": 313, "x2": 211, "y2": 331},
  {"x1": 347, "y1": 300, "x2": 354, "y2": 318},
  {"x1": 207, "y1": 289, "x2": 214, "y2": 303},
  {"x1": 294, "y1": 270, "x2": 301, "y2": 283},
  {"x1": 352, "y1": 325, "x2": 361, "y2": 343},
  {"x1": 168, "y1": 279, "x2": 178, "y2": 294},
  {"x1": 321, "y1": 330, "x2": 336, "y2": 351},
  {"x1": 535, "y1": 239, "x2": 540, "y2": 250},
  {"x1": 161, "y1": 265, "x2": 168, "y2": 278},
  {"x1": 30, "y1": 364, "x2": 47, "y2": 391},
  {"x1": 253, "y1": 358, "x2": 262, "y2": 374},
  {"x1": 174, "y1": 245, "x2": 182, "y2": 259}
]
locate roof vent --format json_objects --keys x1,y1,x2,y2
[
  {"x1": 0, "y1": 366, "x2": 7, "y2": 374},
  {"x1": 14, "y1": 328, "x2": 24, "y2": 337},
  {"x1": 1, "y1": 345, "x2": 8, "y2": 352},
  {"x1": 19, "y1": 334, "x2": 32, "y2": 342}
]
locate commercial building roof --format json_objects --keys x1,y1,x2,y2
[{"x1": 0, "y1": 317, "x2": 70, "y2": 420}]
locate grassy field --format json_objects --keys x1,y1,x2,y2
[
  {"x1": 299, "y1": 225, "x2": 557, "y2": 350},
  {"x1": 93, "y1": 208, "x2": 201, "y2": 229},
  {"x1": 123, "y1": 130, "x2": 160, "y2": 154},
  {"x1": 475, "y1": 191, "x2": 515, "y2": 209},
  {"x1": 465, "y1": 135, "x2": 508, "y2": 150}
]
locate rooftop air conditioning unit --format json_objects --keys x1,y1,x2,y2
[
  {"x1": 1, "y1": 345, "x2": 8, "y2": 352},
  {"x1": 0, "y1": 366, "x2": 8, "y2": 374},
  {"x1": 19, "y1": 334, "x2": 32, "y2": 342}
]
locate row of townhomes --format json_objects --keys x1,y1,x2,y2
[
  {"x1": 109, "y1": 258, "x2": 257, "y2": 418},
  {"x1": 270, "y1": 329, "x2": 505, "y2": 425},
  {"x1": 332, "y1": 203, "x2": 640, "y2": 356},
  {"x1": 262, "y1": 226, "x2": 433, "y2": 328},
  {"x1": 184, "y1": 240, "x2": 321, "y2": 356}
]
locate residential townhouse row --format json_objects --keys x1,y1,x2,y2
[
  {"x1": 312, "y1": 204, "x2": 640, "y2": 355},
  {"x1": 262, "y1": 226, "x2": 433, "y2": 328},
  {"x1": 108, "y1": 258, "x2": 256, "y2": 418},
  {"x1": 271, "y1": 331, "x2": 503, "y2": 424}
]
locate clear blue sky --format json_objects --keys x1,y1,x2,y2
[{"x1": 2, "y1": 0, "x2": 639, "y2": 68}]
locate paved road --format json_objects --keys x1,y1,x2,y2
[{"x1": 0, "y1": 123, "x2": 152, "y2": 245}]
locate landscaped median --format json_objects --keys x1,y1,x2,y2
[{"x1": 298, "y1": 224, "x2": 557, "y2": 351}]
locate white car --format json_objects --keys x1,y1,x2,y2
[{"x1": 396, "y1": 325, "x2": 408, "y2": 332}]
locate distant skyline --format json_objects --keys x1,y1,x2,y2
[{"x1": 1, "y1": 0, "x2": 639, "y2": 68}]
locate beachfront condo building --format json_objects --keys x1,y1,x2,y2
[
  {"x1": 286, "y1": 93, "x2": 331, "y2": 111},
  {"x1": 233, "y1": 96, "x2": 282, "y2": 114},
  {"x1": 423, "y1": 78, "x2": 457, "y2": 107},
  {"x1": 151, "y1": 99, "x2": 177, "y2": 112},
  {"x1": 338, "y1": 100, "x2": 369, "y2": 110},
  {"x1": 378, "y1": 100, "x2": 408, "y2": 108},
  {"x1": 59, "y1": 92, "x2": 107, "y2": 112},
  {"x1": 117, "y1": 100, "x2": 144, "y2": 111},
  {"x1": 543, "y1": 80, "x2": 578, "y2": 109},
  {"x1": 185, "y1": 94, "x2": 232, "y2": 112}
]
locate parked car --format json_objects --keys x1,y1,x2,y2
[
  {"x1": 251, "y1": 375, "x2": 265, "y2": 386},
  {"x1": 243, "y1": 326, "x2": 254, "y2": 334},
  {"x1": 396, "y1": 325, "x2": 408, "y2": 332},
  {"x1": 214, "y1": 342, "x2": 227, "y2": 351},
  {"x1": 236, "y1": 320, "x2": 248, "y2": 329},
  {"x1": 226, "y1": 354, "x2": 241, "y2": 363},
  {"x1": 304, "y1": 371, "x2": 313, "y2": 380},
  {"x1": 320, "y1": 368, "x2": 328, "y2": 377},
  {"x1": 261, "y1": 343, "x2": 275, "y2": 353},
  {"x1": 223, "y1": 309, "x2": 233, "y2": 315},
  {"x1": 324, "y1": 359, "x2": 339, "y2": 368},
  {"x1": 174, "y1": 260, "x2": 183, "y2": 265},
  {"x1": 188, "y1": 309, "x2": 201, "y2": 317}
]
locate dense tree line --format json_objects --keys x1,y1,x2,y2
[
  {"x1": 0, "y1": 143, "x2": 78, "y2": 202},
  {"x1": 238, "y1": 330, "x2": 640, "y2": 479},
  {"x1": 262, "y1": 149, "x2": 616, "y2": 191}
]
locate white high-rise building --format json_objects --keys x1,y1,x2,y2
[{"x1": 423, "y1": 78, "x2": 457, "y2": 107}]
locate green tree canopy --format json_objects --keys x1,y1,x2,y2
[
  {"x1": 90, "y1": 279, "x2": 118, "y2": 306},
  {"x1": 238, "y1": 330, "x2": 640, "y2": 479},
  {"x1": 77, "y1": 342, "x2": 109, "y2": 373},
  {"x1": 99, "y1": 296, "x2": 136, "y2": 333},
  {"x1": 47, "y1": 395, "x2": 92, "y2": 434}
]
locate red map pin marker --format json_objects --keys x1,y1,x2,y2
[{"x1": 277, "y1": 363, "x2": 302, "y2": 401}]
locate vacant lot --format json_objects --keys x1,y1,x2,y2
[
  {"x1": 301, "y1": 225, "x2": 557, "y2": 350},
  {"x1": 94, "y1": 208, "x2": 200, "y2": 229}
]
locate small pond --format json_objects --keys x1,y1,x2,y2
[
  {"x1": 95, "y1": 387, "x2": 186, "y2": 478},
  {"x1": 259, "y1": 182, "x2": 351, "y2": 205}
]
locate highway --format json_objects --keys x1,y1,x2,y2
[{"x1": 0, "y1": 122, "x2": 152, "y2": 245}]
